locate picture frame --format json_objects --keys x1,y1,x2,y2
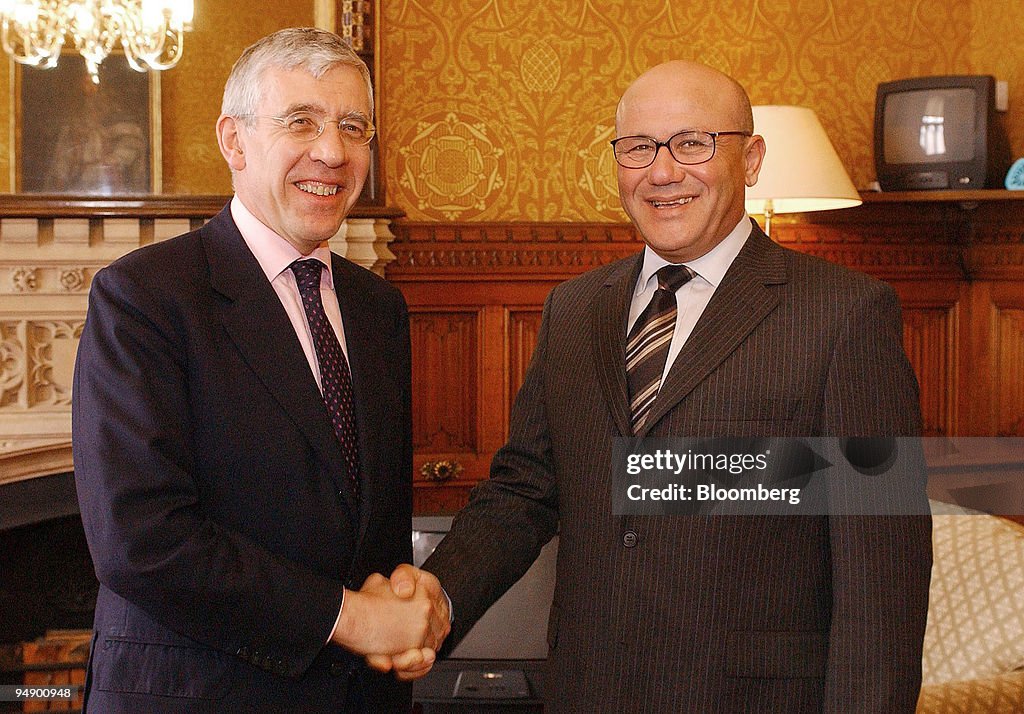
[
  {"x1": 315, "y1": 0, "x2": 382, "y2": 205},
  {"x1": 12, "y1": 54, "x2": 162, "y2": 195}
]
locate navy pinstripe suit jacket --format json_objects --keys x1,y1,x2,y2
[{"x1": 424, "y1": 221, "x2": 932, "y2": 713}]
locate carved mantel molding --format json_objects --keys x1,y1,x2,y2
[
  {"x1": 0, "y1": 195, "x2": 402, "y2": 485},
  {"x1": 387, "y1": 194, "x2": 1024, "y2": 283}
]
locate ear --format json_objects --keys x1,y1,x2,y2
[
  {"x1": 216, "y1": 114, "x2": 247, "y2": 171},
  {"x1": 743, "y1": 134, "x2": 767, "y2": 187}
]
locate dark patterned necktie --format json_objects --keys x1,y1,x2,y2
[
  {"x1": 290, "y1": 259, "x2": 361, "y2": 509},
  {"x1": 626, "y1": 264, "x2": 695, "y2": 433}
]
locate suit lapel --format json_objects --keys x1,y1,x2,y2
[
  {"x1": 202, "y1": 208, "x2": 359, "y2": 523},
  {"x1": 638, "y1": 223, "x2": 787, "y2": 437},
  {"x1": 591, "y1": 256, "x2": 643, "y2": 438}
]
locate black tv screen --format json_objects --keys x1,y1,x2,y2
[
  {"x1": 874, "y1": 75, "x2": 1009, "y2": 191},
  {"x1": 883, "y1": 88, "x2": 976, "y2": 164}
]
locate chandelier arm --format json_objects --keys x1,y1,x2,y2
[
  {"x1": 0, "y1": 0, "x2": 190, "y2": 80},
  {"x1": 138, "y1": 26, "x2": 184, "y2": 70}
]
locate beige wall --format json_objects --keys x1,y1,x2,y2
[{"x1": 1, "y1": 1, "x2": 1021, "y2": 209}]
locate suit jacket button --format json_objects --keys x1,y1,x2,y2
[
  {"x1": 329, "y1": 661, "x2": 348, "y2": 677},
  {"x1": 622, "y1": 530, "x2": 638, "y2": 548}
]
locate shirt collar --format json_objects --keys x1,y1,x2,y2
[
  {"x1": 634, "y1": 214, "x2": 752, "y2": 296},
  {"x1": 230, "y1": 195, "x2": 335, "y2": 288}
]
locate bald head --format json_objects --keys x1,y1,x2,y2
[
  {"x1": 612, "y1": 60, "x2": 765, "y2": 263},
  {"x1": 616, "y1": 60, "x2": 753, "y2": 135}
]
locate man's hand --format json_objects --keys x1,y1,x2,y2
[
  {"x1": 364, "y1": 565, "x2": 451, "y2": 681},
  {"x1": 331, "y1": 570, "x2": 447, "y2": 658},
  {"x1": 389, "y1": 564, "x2": 450, "y2": 646}
]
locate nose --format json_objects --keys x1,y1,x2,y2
[
  {"x1": 308, "y1": 122, "x2": 349, "y2": 167},
  {"x1": 646, "y1": 144, "x2": 687, "y2": 185}
]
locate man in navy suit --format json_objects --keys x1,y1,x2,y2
[{"x1": 73, "y1": 28, "x2": 447, "y2": 712}]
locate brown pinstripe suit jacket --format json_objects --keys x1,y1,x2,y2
[{"x1": 423, "y1": 221, "x2": 932, "y2": 713}]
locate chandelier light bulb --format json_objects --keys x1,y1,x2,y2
[
  {"x1": 70, "y1": 2, "x2": 94, "y2": 34},
  {"x1": 140, "y1": 0, "x2": 165, "y2": 32},
  {"x1": 13, "y1": 1, "x2": 38, "y2": 24},
  {"x1": 171, "y1": 0, "x2": 193, "y2": 26}
]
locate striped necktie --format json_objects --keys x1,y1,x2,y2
[
  {"x1": 290, "y1": 258, "x2": 361, "y2": 511},
  {"x1": 626, "y1": 264, "x2": 695, "y2": 433}
]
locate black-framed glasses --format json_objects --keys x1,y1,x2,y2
[
  {"x1": 244, "y1": 111, "x2": 376, "y2": 146},
  {"x1": 610, "y1": 130, "x2": 751, "y2": 168}
]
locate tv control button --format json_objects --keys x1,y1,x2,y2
[{"x1": 622, "y1": 531, "x2": 638, "y2": 548}]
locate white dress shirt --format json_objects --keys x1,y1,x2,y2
[{"x1": 627, "y1": 215, "x2": 752, "y2": 383}]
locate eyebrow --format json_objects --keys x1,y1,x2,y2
[{"x1": 280, "y1": 102, "x2": 372, "y2": 124}]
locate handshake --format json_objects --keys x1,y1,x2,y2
[{"x1": 331, "y1": 564, "x2": 451, "y2": 681}]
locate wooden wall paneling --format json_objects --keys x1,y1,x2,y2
[
  {"x1": 507, "y1": 308, "x2": 543, "y2": 437},
  {"x1": 397, "y1": 276, "x2": 562, "y2": 513},
  {"x1": 479, "y1": 305, "x2": 510, "y2": 455},
  {"x1": 963, "y1": 200, "x2": 1024, "y2": 283},
  {"x1": 772, "y1": 199, "x2": 963, "y2": 285},
  {"x1": 894, "y1": 280, "x2": 961, "y2": 437},
  {"x1": 990, "y1": 283, "x2": 1024, "y2": 436},
  {"x1": 414, "y1": 305, "x2": 542, "y2": 513},
  {"x1": 409, "y1": 309, "x2": 479, "y2": 453},
  {"x1": 388, "y1": 223, "x2": 612, "y2": 513},
  {"x1": 385, "y1": 222, "x2": 644, "y2": 281},
  {"x1": 957, "y1": 283, "x2": 997, "y2": 436},
  {"x1": 408, "y1": 308, "x2": 484, "y2": 513}
]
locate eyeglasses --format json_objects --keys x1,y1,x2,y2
[
  {"x1": 244, "y1": 111, "x2": 376, "y2": 146},
  {"x1": 610, "y1": 130, "x2": 751, "y2": 169}
]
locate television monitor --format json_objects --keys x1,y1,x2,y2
[
  {"x1": 874, "y1": 75, "x2": 1010, "y2": 191},
  {"x1": 411, "y1": 516, "x2": 556, "y2": 660}
]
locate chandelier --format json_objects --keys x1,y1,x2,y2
[{"x1": 0, "y1": 0, "x2": 194, "y2": 83}]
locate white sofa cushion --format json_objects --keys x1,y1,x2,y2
[{"x1": 922, "y1": 500, "x2": 1024, "y2": 684}]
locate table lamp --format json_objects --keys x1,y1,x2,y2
[{"x1": 745, "y1": 105, "x2": 862, "y2": 236}]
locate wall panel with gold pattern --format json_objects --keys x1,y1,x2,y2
[{"x1": 381, "y1": 0, "x2": 1024, "y2": 223}]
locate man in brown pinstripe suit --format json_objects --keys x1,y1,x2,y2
[{"x1": 390, "y1": 60, "x2": 932, "y2": 712}]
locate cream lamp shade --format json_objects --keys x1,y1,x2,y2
[{"x1": 745, "y1": 105, "x2": 862, "y2": 235}]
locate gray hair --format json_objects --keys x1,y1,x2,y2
[{"x1": 221, "y1": 27, "x2": 373, "y2": 124}]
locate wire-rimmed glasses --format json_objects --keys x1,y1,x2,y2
[{"x1": 244, "y1": 111, "x2": 376, "y2": 146}]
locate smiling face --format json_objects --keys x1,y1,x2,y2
[
  {"x1": 615, "y1": 61, "x2": 765, "y2": 263},
  {"x1": 217, "y1": 64, "x2": 371, "y2": 255}
]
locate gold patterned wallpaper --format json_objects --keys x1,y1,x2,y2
[
  {"x1": 0, "y1": 0, "x2": 1021, "y2": 214},
  {"x1": 159, "y1": 0, "x2": 315, "y2": 193},
  {"x1": 380, "y1": 0, "x2": 1024, "y2": 222}
]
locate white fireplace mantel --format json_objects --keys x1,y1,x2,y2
[{"x1": 0, "y1": 195, "x2": 402, "y2": 486}]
